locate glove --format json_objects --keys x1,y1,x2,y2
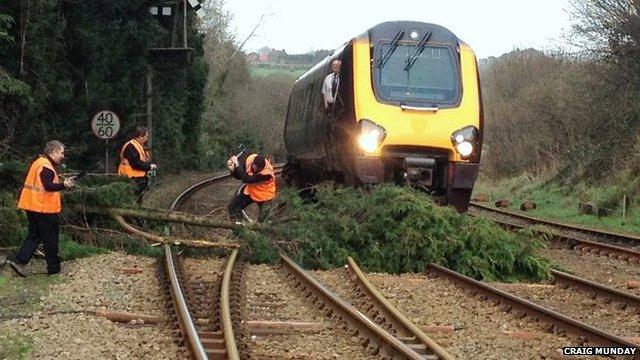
[{"x1": 227, "y1": 157, "x2": 236, "y2": 171}]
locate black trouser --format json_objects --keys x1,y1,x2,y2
[
  {"x1": 228, "y1": 185, "x2": 271, "y2": 222},
  {"x1": 15, "y1": 211, "x2": 61, "y2": 274},
  {"x1": 133, "y1": 176, "x2": 149, "y2": 204}
]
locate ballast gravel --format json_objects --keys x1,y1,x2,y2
[
  {"x1": 241, "y1": 264, "x2": 372, "y2": 359},
  {"x1": 315, "y1": 268, "x2": 610, "y2": 360},
  {"x1": 0, "y1": 252, "x2": 186, "y2": 359},
  {"x1": 539, "y1": 247, "x2": 640, "y2": 296}
]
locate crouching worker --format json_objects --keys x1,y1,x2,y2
[
  {"x1": 227, "y1": 152, "x2": 276, "y2": 223},
  {"x1": 8, "y1": 140, "x2": 75, "y2": 277}
]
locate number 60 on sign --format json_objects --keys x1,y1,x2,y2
[{"x1": 91, "y1": 110, "x2": 121, "y2": 139}]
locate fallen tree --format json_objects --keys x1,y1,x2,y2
[{"x1": 110, "y1": 213, "x2": 240, "y2": 249}]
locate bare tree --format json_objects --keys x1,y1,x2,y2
[{"x1": 569, "y1": 0, "x2": 640, "y2": 60}]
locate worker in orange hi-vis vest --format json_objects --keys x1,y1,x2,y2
[
  {"x1": 7, "y1": 140, "x2": 75, "y2": 277},
  {"x1": 118, "y1": 126, "x2": 156, "y2": 204},
  {"x1": 227, "y1": 151, "x2": 277, "y2": 223}
]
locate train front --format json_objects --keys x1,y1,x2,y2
[{"x1": 351, "y1": 21, "x2": 482, "y2": 212}]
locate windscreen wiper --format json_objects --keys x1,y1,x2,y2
[
  {"x1": 404, "y1": 31, "x2": 432, "y2": 72},
  {"x1": 376, "y1": 29, "x2": 405, "y2": 68}
]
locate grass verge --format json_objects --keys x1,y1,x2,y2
[
  {"x1": 474, "y1": 172, "x2": 640, "y2": 234},
  {"x1": 0, "y1": 273, "x2": 61, "y2": 317},
  {"x1": 0, "y1": 334, "x2": 32, "y2": 360}
]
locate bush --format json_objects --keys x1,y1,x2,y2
[
  {"x1": 59, "y1": 234, "x2": 110, "y2": 261},
  {"x1": 242, "y1": 184, "x2": 551, "y2": 282},
  {"x1": 0, "y1": 158, "x2": 27, "y2": 194}
]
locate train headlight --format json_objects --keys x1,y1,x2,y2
[
  {"x1": 451, "y1": 126, "x2": 479, "y2": 159},
  {"x1": 358, "y1": 119, "x2": 387, "y2": 154}
]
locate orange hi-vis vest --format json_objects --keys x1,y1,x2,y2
[
  {"x1": 18, "y1": 156, "x2": 62, "y2": 214},
  {"x1": 118, "y1": 139, "x2": 149, "y2": 178},
  {"x1": 243, "y1": 154, "x2": 276, "y2": 202}
]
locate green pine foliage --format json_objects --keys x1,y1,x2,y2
[
  {"x1": 0, "y1": 192, "x2": 25, "y2": 247},
  {"x1": 243, "y1": 184, "x2": 551, "y2": 282},
  {"x1": 0, "y1": 1, "x2": 207, "y2": 172},
  {"x1": 63, "y1": 176, "x2": 137, "y2": 208},
  {"x1": 0, "y1": 159, "x2": 27, "y2": 194}
]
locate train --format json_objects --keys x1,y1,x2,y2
[{"x1": 283, "y1": 21, "x2": 483, "y2": 212}]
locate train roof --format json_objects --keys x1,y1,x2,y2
[{"x1": 365, "y1": 21, "x2": 460, "y2": 46}]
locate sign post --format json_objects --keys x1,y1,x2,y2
[{"x1": 91, "y1": 110, "x2": 121, "y2": 173}]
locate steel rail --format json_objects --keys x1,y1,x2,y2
[
  {"x1": 469, "y1": 204, "x2": 640, "y2": 263},
  {"x1": 428, "y1": 263, "x2": 640, "y2": 354},
  {"x1": 346, "y1": 257, "x2": 454, "y2": 360},
  {"x1": 469, "y1": 202, "x2": 640, "y2": 248},
  {"x1": 170, "y1": 165, "x2": 284, "y2": 209},
  {"x1": 170, "y1": 173, "x2": 233, "y2": 211},
  {"x1": 280, "y1": 253, "x2": 429, "y2": 360},
  {"x1": 220, "y1": 249, "x2": 240, "y2": 360},
  {"x1": 164, "y1": 245, "x2": 209, "y2": 360},
  {"x1": 550, "y1": 269, "x2": 640, "y2": 310},
  {"x1": 165, "y1": 169, "x2": 241, "y2": 360}
]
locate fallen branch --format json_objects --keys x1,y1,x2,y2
[
  {"x1": 62, "y1": 224, "x2": 131, "y2": 238},
  {"x1": 76, "y1": 205, "x2": 277, "y2": 233},
  {"x1": 79, "y1": 206, "x2": 230, "y2": 228},
  {"x1": 110, "y1": 213, "x2": 240, "y2": 249}
]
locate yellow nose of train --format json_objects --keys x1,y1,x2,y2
[{"x1": 284, "y1": 21, "x2": 483, "y2": 212}]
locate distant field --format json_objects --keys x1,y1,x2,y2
[{"x1": 250, "y1": 65, "x2": 307, "y2": 78}]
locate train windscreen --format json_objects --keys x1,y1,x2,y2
[{"x1": 374, "y1": 44, "x2": 460, "y2": 107}]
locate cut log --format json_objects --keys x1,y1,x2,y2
[
  {"x1": 95, "y1": 310, "x2": 161, "y2": 325},
  {"x1": 578, "y1": 202, "x2": 598, "y2": 216},
  {"x1": 495, "y1": 199, "x2": 512, "y2": 208},
  {"x1": 520, "y1": 201, "x2": 537, "y2": 211},
  {"x1": 472, "y1": 194, "x2": 490, "y2": 202}
]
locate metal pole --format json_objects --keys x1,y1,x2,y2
[
  {"x1": 146, "y1": 65, "x2": 153, "y2": 148},
  {"x1": 622, "y1": 195, "x2": 627, "y2": 219},
  {"x1": 105, "y1": 139, "x2": 109, "y2": 174},
  {"x1": 183, "y1": 0, "x2": 187, "y2": 48}
]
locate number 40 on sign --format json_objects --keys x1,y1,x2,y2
[{"x1": 91, "y1": 110, "x2": 121, "y2": 140}]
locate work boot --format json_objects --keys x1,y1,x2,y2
[{"x1": 7, "y1": 260, "x2": 27, "y2": 277}]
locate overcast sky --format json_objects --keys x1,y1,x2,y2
[{"x1": 225, "y1": 0, "x2": 574, "y2": 59}]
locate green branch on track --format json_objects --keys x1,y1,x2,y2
[{"x1": 241, "y1": 184, "x2": 551, "y2": 282}]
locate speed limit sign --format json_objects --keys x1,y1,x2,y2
[{"x1": 91, "y1": 110, "x2": 121, "y2": 139}]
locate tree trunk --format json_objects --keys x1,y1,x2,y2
[
  {"x1": 74, "y1": 206, "x2": 275, "y2": 233},
  {"x1": 110, "y1": 213, "x2": 240, "y2": 249}
]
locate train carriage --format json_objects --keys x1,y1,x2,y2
[{"x1": 284, "y1": 21, "x2": 483, "y2": 212}]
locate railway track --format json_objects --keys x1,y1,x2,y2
[
  {"x1": 158, "y1": 169, "x2": 639, "y2": 359},
  {"x1": 162, "y1": 249, "x2": 240, "y2": 359},
  {"x1": 549, "y1": 269, "x2": 640, "y2": 312},
  {"x1": 160, "y1": 168, "x2": 457, "y2": 359},
  {"x1": 162, "y1": 172, "x2": 243, "y2": 359},
  {"x1": 427, "y1": 264, "x2": 640, "y2": 355},
  {"x1": 278, "y1": 253, "x2": 452, "y2": 360},
  {"x1": 469, "y1": 202, "x2": 640, "y2": 264}
]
